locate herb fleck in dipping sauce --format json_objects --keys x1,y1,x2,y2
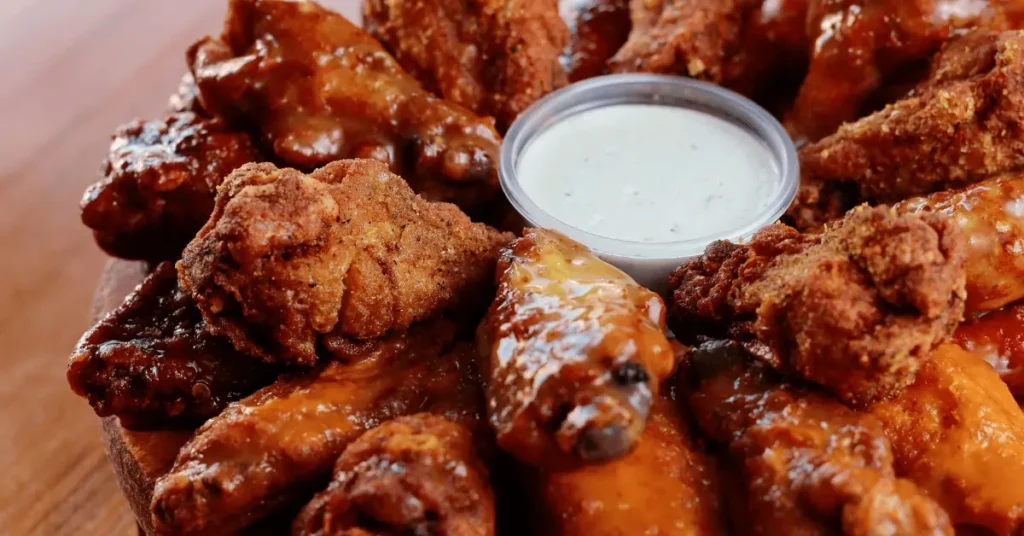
[{"x1": 516, "y1": 104, "x2": 780, "y2": 244}]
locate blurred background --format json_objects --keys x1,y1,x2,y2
[{"x1": 0, "y1": 1, "x2": 356, "y2": 533}]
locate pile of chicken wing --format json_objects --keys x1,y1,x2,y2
[{"x1": 68, "y1": 0, "x2": 1024, "y2": 534}]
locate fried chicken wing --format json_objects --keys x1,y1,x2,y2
[
  {"x1": 189, "y1": 0, "x2": 503, "y2": 217},
  {"x1": 867, "y1": 344, "x2": 1024, "y2": 534},
  {"x1": 559, "y1": 0, "x2": 631, "y2": 82},
  {"x1": 67, "y1": 262, "x2": 279, "y2": 430},
  {"x1": 293, "y1": 414, "x2": 495, "y2": 536},
  {"x1": 364, "y1": 0, "x2": 569, "y2": 131},
  {"x1": 177, "y1": 160, "x2": 512, "y2": 366},
  {"x1": 896, "y1": 172, "x2": 1024, "y2": 314},
  {"x1": 669, "y1": 206, "x2": 967, "y2": 405},
  {"x1": 477, "y1": 229, "x2": 676, "y2": 467},
  {"x1": 685, "y1": 340, "x2": 953, "y2": 536},
  {"x1": 80, "y1": 112, "x2": 262, "y2": 262},
  {"x1": 526, "y1": 393, "x2": 727, "y2": 536},
  {"x1": 953, "y1": 302, "x2": 1024, "y2": 397},
  {"x1": 151, "y1": 322, "x2": 480, "y2": 535},
  {"x1": 788, "y1": 30, "x2": 1024, "y2": 231}
]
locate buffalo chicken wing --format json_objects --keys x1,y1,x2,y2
[{"x1": 953, "y1": 301, "x2": 1024, "y2": 397}]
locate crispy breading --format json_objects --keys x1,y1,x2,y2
[
  {"x1": 67, "y1": 263, "x2": 278, "y2": 430},
  {"x1": 685, "y1": 340, "x2": 953, "y2": 536},
  {"x1": 364, "y1": 0, "x2": 569, "y2": 131},
  {"x1": 293, "y1": 414, "x2": 495, "y2": 536},
  {"x1": 80, "y1": 112, "x2": 262, "y2": 262},
  {"x1": 669, "y1": 206, "x2": 967, "y2": 404},
  {"x1": 789, "y1": 30, "x2": 1024, "y2": 231},
  {"x1": 190, "y1": 0, "x2": 503, "y2": 217},
  {"x1": 178, "y1": 160, "x2": 512, "y2": 366}
]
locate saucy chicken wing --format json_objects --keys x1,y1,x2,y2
[
  {"x1": 669, "y1": 206, "x2": 967, "y2": 405},
  {"x1": 190, "y1": 0, "x2": 503, "y2": 217},
  {"x1": 867, "y1": 344, "x2": 1024, "y2": 534},
  {"x1": 789, "y1": 30, "x2": 1024, "y2": 231},
  {"x1": 896, "y1": 172, "x2": 1024, "y2": 314},
  {"x1": 178, "y1": 160, "x2": 511, "y2": 366},
  {"x1": 559, "y1": 0, "x2": 631, "y2": 82},
  {"x1": 477, "y1": 229, "x2": 676, "y2": 467},
  {"x1": 293, "y1": 414, "x2": 495, "y2": 536},
  {"x1": 67, "y1": 262, "x2": 279, "y2": 430},
  {"x1": 151, "y1": 322, "x2": 480, "y2": 535},
  {"x1": 953, "y1": 301, "x2": 1024, "y2": 397},
  {"x1": 526, "y1": 393, "x2": 727, "y2": 536},
  {"x1": 80, "y1": 112, "x2": 262, "y2": 262},
  {"x1": 363, "y1": 0, "x2": 569, "y2": 131},
  {"x1": 685, "y1": 340, "x2": 953, "y2": 536}
]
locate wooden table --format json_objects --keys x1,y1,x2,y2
[{"x1": 0, "y1": 1, "x2": 358, "y2": 533}]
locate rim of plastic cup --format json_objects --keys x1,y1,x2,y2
[{"x1": 499, "y1": 73, "x2": 799, "y2": 260}]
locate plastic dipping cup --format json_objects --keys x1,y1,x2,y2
[{"x1": 499, "y1": 74, "x2": 798, "y2": 294}]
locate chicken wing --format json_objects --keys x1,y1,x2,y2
[
  {"x1": 151, "y1": 322, "x2": 480, "y2": 535},
  {"x1": 177, "y1": 160, "x2": 512, "y2": 366},
  {"x1": 788, "y1": 30, "x2": 1024, "y2": 231},
  {"x1": 896, "y1": 172, "x2": 1024, "y2": 314},
  {"x1": 685, "y1": 340, "x2": 953, "y2": 536},
  {"x1": 189, "y1": 0, "x2": 503, "y2": 217},
  {"x1": 953, "y1": 302, "x2": 1024, "y2": 397},
  {"x1": 67, "y1": 262, "x2": 279, "y2": 430},
  {"x1": 526, "y1": 393, "x2": 727, "y2": 536},
  {"x1": 867, "y1": 344, "x2": 1024, "y2": 533},
  {"x1": 363, "y1": 0, "x2": 569, "y2": 131},
  {"x1": 477, "y1": 228, "x2": 676, "y2": 467},
  {"x1": 293, "y1": 414, "x2": 495, "y2": 536},
  {"x1": 80, "y1": 112, "x2": 262, "y2": 262},
  {"x1": 559, "y1": 0, "x2": 631, "y2": 82},
  {"x1": 668, "y1": 206, "x2": 967, "y2": 405}
]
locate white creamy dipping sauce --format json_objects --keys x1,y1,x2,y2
[{"x1": 516, "y1": 104, "x2": 780, "y2": 245}]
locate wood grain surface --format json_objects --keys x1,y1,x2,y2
[{"x1": 0, "y1": 1, "x2": 358, "y2": 534}]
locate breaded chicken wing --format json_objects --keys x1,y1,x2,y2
[
  {"x1": 80, "y1": 113, "x2": 262, "y2": 262},
  {"x1": 293, "y1": 414, "x2": 495, "y2": 536},
  {"x1": 668, "y1": 206, "x2": 967, "y2": 404},
  {"x1": 867, "y1": 344, "x2": 1024, "y2": 534},
  {"x1": 67, "y1": 262, "x2": 278, "y2": 430},
  {"x1": 363, "y1": 0, "x2": 569, "y2": 131},
  {"x1": 685, "y1": 340, "x2": 953, "y2": 536},
  {"x1": 896, "y1": 172, "x2": 1024, "y2": 314},
  {"x1": 785, "y1": 1, "x2": 1024, "y2": 143},
  {"x1": 559, "y1": 0, "x2": 631, "y2": 82},
  {"x1": 477, "y1": 229, "x2": 676, "y2": 467},
  {"x1": 178, "y1": 160, "x2": 512, "y2": 366},
  {"x1": 789, "y1": 30, "x2": 1024, "y2": 231},
  {"x1": 151, "y1": 322, "x2": 480, "y2": 535},
  {"x1": 190, "y1": 0, "x2": 503, "y2": 217},
  {"x1": 953, "y1": 302, "x2": 1024, "y2": 397},
  {"x1": 527, "y1": 393, "x2": 727, "y2": 536}
]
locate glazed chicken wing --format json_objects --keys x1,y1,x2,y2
[
  {"x1": 189, "y1": 0, "x2": 503, "y2": 217},
  {"x1": 293, "y1": 414, "x2": 495, "y2": 536},
  {"x1": 67, "y1": 262, "x2": 279, "y2": 430},
  {"x1": 177, "y1": 160, "x2": 511, "y2": 366},
  {"x1": 669, "y1": 206, "x2": 967, "y2": 405},
  {"x1": 789, "y1": 30, "x2": 1024, "y2": 231},
  {"x1": 363, "y1": 0, "x2": 569, "y2": 131},
  {"x1": 685, "y1": 340, "x2": 953, "y2": 536},
  {"x1": 151, "y1": 323, "x2": 481, "y2": 535},
  {"x1": 80, "y1": 112, "x2": 262, "y2": 262},
  {"x1": 526, "y1": 393, "x2": 727, "y2": 536},
  {"x1": 559, "y1": 0, "x2": 631, "y2": 82},
  {"x1": 477, "y1": 229, "x2": 676, "y2": 467},
  {"x1": 896, "y1": 172, "x2": 1024, "y2": 314},
  {"x1": 786, "y1": 0, "x2": 1024, "y2": 144},
  {"x1": 953, "y1": 301, "x2": 1024, "y2": 397},
  {"x1": 867, "y1": 344, "x2": 1024, "y2": 533}
]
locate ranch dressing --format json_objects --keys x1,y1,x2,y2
[{"x1": 516, "y1": 104, "x2": 779, "y2": 245}]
